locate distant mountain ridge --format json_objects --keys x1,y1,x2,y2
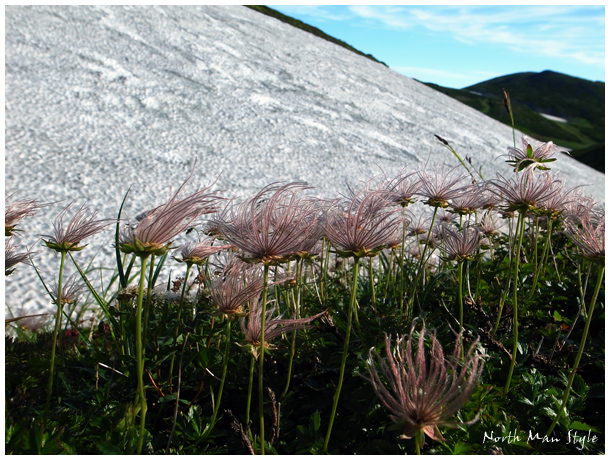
[{"x1": 424, "y1": 71, "x2": 604, "y2": 172}]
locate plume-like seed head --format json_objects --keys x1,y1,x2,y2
[
  {"x1": 119, "y1": 169, "x2": 223, "y2": 258},
  {"x1": 506, "y1": 136, "x2": 559, "y2": 172},
  {"x1": 42, "y1": 203, "x2": 114, "y2": 253},
  {"x1": 438, "y1": 224, "x2": 484, "y2": 262},
  {"x1": 214, "y1": 182, "x2": 323, "y2": 265},
  {"x1": 240, "y1": 301, "x2": 326, "y2": 358},
  {"x1": 324, "y1": 189, "x2": 402, "y2": 259},
  {"x1": 365, "y1": 325, "x2": 483, "y2": 444},
  {"x1": 565, "y1": 207, "x2": 604, "y2": 263},
  {"x1": 5, "y1": 238, "x2": 35, "y2": 276},
  {"x1": 379, "y1": 170, "x2": 422, "y2": 207},
  {"x1": 5, "y1": 192, "x2": 46, "y2": 236},
  {"x1": 208, "y1": 257, "x2": 265, "y2": 317},
  {"x1": 488, "y1": 170, "x2": 563, "y2": 215},
  {"x1": 174, "y1": 237, "x2": 232, "y2": 266},
  {"x1": 50, "y1": 273, "x2": 86, "y2": 306},
  {"x1": 415, "y1": 167, "x2": 468, "y2": 208}
]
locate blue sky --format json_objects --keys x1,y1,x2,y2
[{"x1": 271, "y1": 5, "x2": 605, "y2": 89}]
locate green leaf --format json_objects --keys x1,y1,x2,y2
[
  {"x1": 451, "y1": 441, "x2": 473, "y2": 455},
  {"x1": 312, "y1": 410, "x2": 320, "y2": 432},
  {"x1": 568, "y1": 421, "x2": 599, "y2": 433},
  {"x1": 98, "y1": 441, "x2": 123, "y2": 455},
  {"x1": 196, "y1": 347, "x2": 223, "y2": 368}
]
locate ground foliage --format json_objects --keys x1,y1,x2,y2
[{"x1": 5, "y1": 219, "x2": 605, "y2": 454}]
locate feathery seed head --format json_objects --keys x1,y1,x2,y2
[
  {"x1": 5, "y1": 238, "x2": 35, "y2": 276},
  {"x1": 324, "y1": 189, "x2": 402, "y2": 259},
  {"x1": 365, "y1": 325, "x2": 483, "y2": 443},
  {"x1": 215, "y1": 182, "x2": 323, "y2": 265},
  {"x1": 488, "y1": 170, "x2": 562, "y2": 215},
  {"x1": 50, "y1": 273, "x2": 86, "y2": 306},
  {"x1": 174, "y1": 237, "x2": 232, "y2": 266},
  {"x1": 565, "y1": 207, "x2": 605, "y2": 263},
  {"x1": 42, "y1": 203, "x2": 113, "y2": 253},
  {"x1": 506, "y1": 136, "x2": 559, "y2": 172},
  {"x1": 449, "y1": 184, "x2": 489, "y2": 216},
  {"x1": 379, "y1": 170, "x2": 422, "y2": 207},
  {"x1": 5, "y1": 192, "x2": 45, "y2": 236},
  {"x1": 416, "y1": 167, "x2": 469, "y2": 208},
  {"x1": 240, "y1": 301, "x2": 326, "y2": 358},
  {"x1": 119, "y1": 168, "x2": 223, "y2": 258},
  {"x1": 208, "y1": 257, "x2": 265, "y2": 317},
  {"x1": 438, "y1": 224, "x2": 483, "y2": 262}
]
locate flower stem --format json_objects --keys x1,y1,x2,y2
[
  {"x1": 135, "y1": 256, "x2": 150, "y2": 455},
  {"x1": 407, "y1": 206, "x2": 439, "y2": 317},
  {"x1": 368, "y1": 257, "x2": 376, "y2": 309},
  {"x1": 45, "y1": 250, "x2": 67, "y2": 424},
  {"x1": 492, "y1": 215, "x2": 516, "y2": 337},
  {"x1": 209, "y1": 317, "x2": 231, "y2": 428},
  {"x1": 504, "y1": 212, "x2": 526, "y2": 394},
  {"x1": 543, "y1": 265, "x2": 604, "y2": 440},
  {"x1": 323, "y1": 256, "x2": 360, "y2": 454},
  {"x1": 169, "y1": 263, "x2": 192, "y2": 393},
  {"x1": 246, "y1": 353, "x2": 255, "y2": 440},
  {"x1": 258, "y1": 263, "x2": 270, "y2": 455},
  {"x1": 457, "y1": 259, "x2": 465, "y2": 360},
  {"x1": 281, "y1": 260, "x2": 301, "y2": 400},
  {"x1": 527, "y1": 218, "x2": 553, "y2": 301},
  {"x1": 142, "y1": 254, "x2": 156, "y2": 347}
]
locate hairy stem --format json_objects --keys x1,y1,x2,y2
[
  {"x1": 542, "y1": 264, "x2": 604, "y2": 445},
  {"x1": 323, "y1": 256, "x2": 360, "y2": 453},
  {"x1": 169, "y1": 263, "x2": 193, "y2": 393},
  {"x1": 135, "y1": 256, "x2": 150, "y2": 455},
  {"x1": 258, "y1": 263, "x2": 270, "y2": 455},
  {"x1": 45, "y1": 250, "x2": 67, "y2": 424},
  {"x1": 504, "y1": 212, "x2": 526, "y2": 394}
]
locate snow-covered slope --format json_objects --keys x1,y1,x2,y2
[{"x1": 5, "y1": 5, "x2": 604, "y2": 315}]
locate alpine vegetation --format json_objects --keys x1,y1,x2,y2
[{"x1": 5, "y1": 134, "x2": 605, "y2": 455}]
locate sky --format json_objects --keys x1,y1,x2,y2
[{"x1": 271, "y1": 5, "x2": 605, "y2": 89}]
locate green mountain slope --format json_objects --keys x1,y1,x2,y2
[{"x1": 423, "y1": 71, "x2": 604, "y2": 172}]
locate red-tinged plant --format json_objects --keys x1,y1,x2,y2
[
  {"x1": 5, "y1": 192, "x2": 45, "y2": 236},
  {"x1": 365, "y1": 325, "x2": 483, "y2": 454},
  {"x1": 506, "y1": 135, "x2": 559, "y2": 172}
]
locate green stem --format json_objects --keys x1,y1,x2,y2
[
  {"x1": 210, "y1": 318, "x2": 232, "y2": 427},
  {"x1": 142, "y1": 254, "x2": 156, "y2": 347},
  {"x1": 258, "y1": 264, "x2": 270, "y2": 455},
  {"x1": 528, "y1": 219, "x2": 553, "y2": 301},
  {"x1": 532, "y1": 216, "x2": 539, "y2": 273},
  {"x1": 542, "y1": 265, "x2": 604, "y2": 444},
  {"x1": 169, "y1": 263, "x2": 193, "y2": 393},
  {"x1": 246, "y1": 353, "x2": 256, "y2": 440},
  {"x1": 281, "y1": 260, "x2": 302, "y2": 400},
  {"x1": 457, "y1": 259, "x2": 465, "y2": 360},
  {"x1": 323, "y1": 256, "x2": 360, "y2": 454},
  {"x1": 135, "y1": 256, "x2": 150, "y2": 455},
  {"x1": 281, "y1": 330, "x2": 298, "y2": 401},
  {"x1": 368, "y1": 257, "x2": 376, "y2": 309},
  {"x1": 415, "y1": 429, "x2": 424, "y2": 455},
  {"x1": 407, "y1": 206, "x2": 439, "y2": 317},
  {"x1": 492, "y1": 215, "x2": 516, "y2": 337},
  {"x1": 504, "y1": 212, "x2": 526, "y2": 394},
  {"x1": 45, "y1": 250, "x2": 67, "y2": 424}
]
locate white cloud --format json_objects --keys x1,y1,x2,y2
[{"x1": 348, "y1": 6, "x2": 605, "y2": 67}]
